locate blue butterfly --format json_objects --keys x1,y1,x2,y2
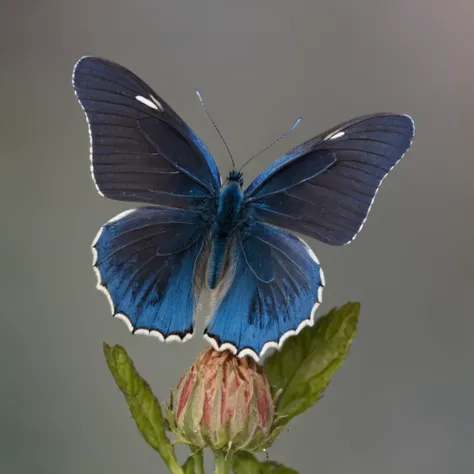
[{"x1": 73, "y1": 56, "x2": 414, "y2": 361}]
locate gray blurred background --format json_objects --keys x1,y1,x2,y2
[{"x1": 1, "y1": 0, "x2": 473, "y2": 473}]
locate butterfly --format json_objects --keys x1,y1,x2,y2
[{"x1": 72, "y1": 56, "x2": 414, "y2": 361}]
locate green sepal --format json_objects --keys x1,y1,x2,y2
[
  {"x1": 263, "y1": 302, "x2": 360, "y2": 439},
  {"x1": 167, "y1": 388, "x2": 178, "y2": 433},
  {"x1": 233, "y1": 452, "x2": 298, "y2": 474},
  {"x1": 103, "y1": 343, "x2": 183, "y2": 474}
]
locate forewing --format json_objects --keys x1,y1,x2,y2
[
  {"x1": 73, "y1": 56, "x2": 221, "y2": 209},
  {"x1": 245, "y1": 114, "x2": 414, "y2": 245},
  {"x1": 204, "y1": 221, "x2": 324, "y2": 360},
  {"x1": 93, "y1": 207, "x2": 210, "y2": 340}
]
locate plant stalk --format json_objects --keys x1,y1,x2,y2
[
  {"x1": 214, "y1": 451, "x2": 231, "y2": 474},
  {"x1": 194, "y1": 451, "x2": 205, "y2": 474},
  {"x1": 167, "y1": 456, "x2": 184, "y2": 474}
]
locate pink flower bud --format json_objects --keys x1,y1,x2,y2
[{"x1": 171, "y1": 348, "x2": 274, "y2": 451}]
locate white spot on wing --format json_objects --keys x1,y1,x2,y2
[
  {"x1": 150, "y1": 330, "x2": 165, "y2": 342},
  {"x1": 108, "y1": 209, "x2": 136, "y2": 223},
  {"x1": 136, "y1": 95, "x2": 159, "y2": 110},
  {"x1": 91, "y1": 247, "x2": 98, "y2": 266},
  {"x1": 203, "y1": 335, "x2": 238, "y2": 355},
  {"x1": 97, "y1": 284, "x2": 114, "y2": 314},
  {"x1": 319, "y1": 267, "x2": 326, "y2": 287},
  {"x1": 180, "y1": 333, "x2": 194, "y2": 343},
  {"x1": 296, "y1": 236, "x2": 320, "y2": 264},
  {"x1": 115, "y1": 313, "x2": 134, "y2": 332},
  {"x1": 317, "y1": 286, "x2": 323, "y2": 303},
  {"x1": 91, "y1": 226, "x2": 103, "y2": 248},
  {"x1": 329, "y1": 131, "x2": 345, "y2": 140},
  {"x1": 150, "y1": 95, "x2": 164, "y2": 112},
  {"x1": 166, "y1": 334, "x2": 191, "y2": 343},
  {"x1": 238, "y1": 348, "x2": 261, "y2": 361}
]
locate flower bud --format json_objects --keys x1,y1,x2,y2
[{"x1": 170, "y1": 348, "x2": 274, "y2": 451}]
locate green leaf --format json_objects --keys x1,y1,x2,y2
[
  {"x1": 103, "y1": 343, "x2": 183, "y2": 474},
  {"x1": 260, "y1": 461, "x2": 299, "y2": 474},
  {"x1": 233, "y1": 452, "x2": 298, "y2": 474},
  {"x1": 233, "y1": 452, "x2": 261, "y2": 473},
  {"x1": 263, "y1": 302, "x2": 360, "y2": 433}
]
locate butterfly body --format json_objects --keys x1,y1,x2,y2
[
  {"x1": 73, "y1": 56, "x2": 414, "y2": 361},
  {"x1": 208, "y1": 173, "x2": 245, "y2": 289}
]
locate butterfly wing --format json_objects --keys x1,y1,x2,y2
[
  {"x1": 73, "y1": 56, "x2": 220, "y2": 209},
  {"x1": 93, "y1": 207, "x2": 210, "y2": 340},
  {"x1": 245, "y1": 114, "x2": 414, "y2": 245},
  {"x1": 204, "y1": 220, "x2": 324, "y2": 360}
]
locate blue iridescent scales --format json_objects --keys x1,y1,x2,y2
[{"x1": 73, "y1": 56, "x2": 414, "y2": 361}]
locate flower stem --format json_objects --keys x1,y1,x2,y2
[
  {"x1": 169, "y1": 461, "x2": 184, "y2": 474},
  {"x1": 194, "y1": 450, "x2": 205, "y2": 474},
  {"x1": 214, "y1": 451, "x2": 231, "y2": 474}
]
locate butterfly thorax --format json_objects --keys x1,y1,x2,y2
[
  {"x1": 213, "y1": 176, "x2": 244, "y2": 235},
  {"x1": 208, "y1": 176, "x2": 244, "y2": 289}
]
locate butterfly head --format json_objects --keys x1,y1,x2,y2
[{"x1": 227, "y1": 170, "x2": 243, "y2": 187}]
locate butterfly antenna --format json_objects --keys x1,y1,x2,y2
[
  {"x1": 239, "y1": 117, "x2": 302, "y2": 172},
  {"x1": 196, "y1": 90, "x2": 236, "y2": 170}
]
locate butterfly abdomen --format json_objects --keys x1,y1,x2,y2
[
  {"x1": 208, "y1": 235, "x2": 229, "y2": 289},
  {"x1": 208, "y1": 179, "x2": 244, "y2": 289}
]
